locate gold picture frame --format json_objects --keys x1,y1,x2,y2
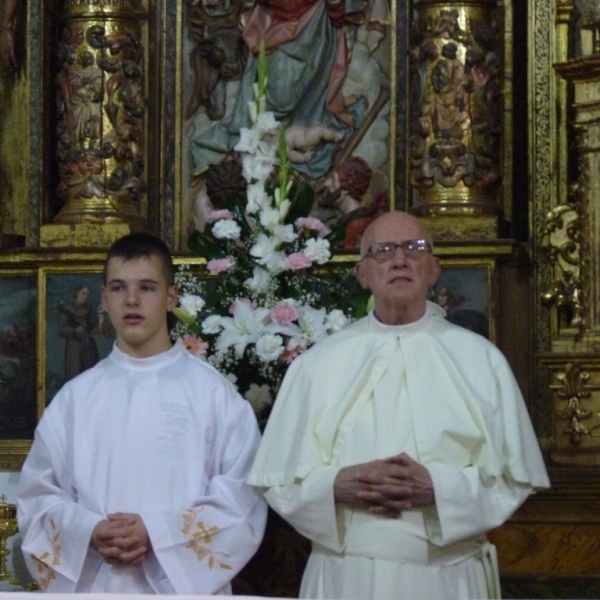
[
  {"x1": 0, "y1": 268, "x2": 37, "y2": 469},
  {"x1": 39, "y1": 265, "x2": 116, "y2": 410},
  {"x1": 433, "y1": 257, "x2": 497, "y2": 343}
]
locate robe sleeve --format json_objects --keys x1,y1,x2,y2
[
  {"x1": 139, "y1": 398, "x2": 267, "y2": 595},
  {"x1": 17, "y1": 407, "x2": 105, "y2": 591},
  {"x1": 424, "y1": 464, "x2": 533, "y2": 547},
  {"x1": 262, "y1": 466, "x2": 343, "y2": 552}
]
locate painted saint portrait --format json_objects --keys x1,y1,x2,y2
[
  {"x1": 45, "y1": 273, "x2": 115, "y2": 404},
  {"x1": 431, "y1": 266, "x2": 490, "y2": 339},
  {"x1": 0, "y1": 275, "x2": 36, "y2": 439}
]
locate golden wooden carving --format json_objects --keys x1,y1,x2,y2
[
  {"x1": 409, "y1": 0, "x2": 503, "y2": 231},
  {"x1": 538, "y1": 355, "x2": 600, "y2": 464},
  {"x1": 51, "y1": 0, "x2": 148, "y2": 230},
  {"x1": 556, "y1": 362, "x2": 592, "y2": 445},
  {"x1": 39, "y1": 222, "x2": 131, "y2": 248},
  {"x1": 540, "y1": 202, "x2": 586, "y2": 333}
]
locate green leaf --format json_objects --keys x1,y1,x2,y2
[
  {"x1": 325, "y1": 224, "x2": 345, "y2": 249},
  {"x1": 232, "y1": 205, "x2": 253, "y2": 237},
  {"x1": 187, "y1": 230, "x2": 222, "y2": 261},
  {"x1": 285, "y1": 182, "x2": 315, "y2": 223}
]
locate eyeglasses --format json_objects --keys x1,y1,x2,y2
[{"x1": 363, "y1": 239, "x2": 433, "y2": 262}]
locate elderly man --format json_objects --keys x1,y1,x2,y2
[{"x1": 248, "y1": 211, "x2": 550, "y2": 600}]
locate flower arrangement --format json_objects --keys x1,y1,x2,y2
[{"x1": 173, "y1": 44, "x2": 368, "y2": 424}]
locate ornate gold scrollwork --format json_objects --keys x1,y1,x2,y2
[
  {"x1": 540, "y1": 199, "x2": 587, "y2": 333},
  {"x1": 556, "y1": 362, "x2": 593, "y2": 445}
]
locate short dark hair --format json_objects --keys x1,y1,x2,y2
[{"x1": 103, "y1": 233, "x2": 175, "y2": 285}]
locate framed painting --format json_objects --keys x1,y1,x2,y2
[
  {"x1": 164, "y1": 0, "x2": 405, "y2": 252},
  {"x1": 40, "y1": 266, "x2": 115, "y2": 407},
  {"x1": 0, "y1": 270, "x2": 37, "y2": 469},
  {"x1": 430, "y1": 260, "x2": 496, "y2": 342}
]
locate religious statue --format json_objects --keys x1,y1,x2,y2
[{"x1": 183, "y1": 0, "x2": 392, "y2": 246}]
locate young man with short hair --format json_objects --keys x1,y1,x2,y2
[{"x1": 17, "y1": 232, "x2": 267, "y2": 594}]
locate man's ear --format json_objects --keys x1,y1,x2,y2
[
  {"x1": 430, "y1": 256, "x2": 442, "y2": 287},
  {"x1": 355, "y1": 262, "x2": 370, "y2": 290},
  {"x1": 100, "y1": 286, "x2": 108, "y2": 312},
  {"x1": 166, "y1": 285, "x2": 179, "y2": 312}
]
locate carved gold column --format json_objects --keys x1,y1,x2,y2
[
  {"x1": 40, "y1": 0, "x2": 148, "y2": 247},
  {"x1": 408, "y1": 0, "x2": 504, "y2": 240},
  {"x1": 537, "y1": 4, "x2": 600, "y2": 464},
  {"x1": 538, "y1": 54, "x2": 600, "y2": 464}
]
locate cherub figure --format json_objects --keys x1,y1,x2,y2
[{"x1": 264, "y1": 124, "x2": 344, "y2": 164}]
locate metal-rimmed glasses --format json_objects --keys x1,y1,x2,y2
[{"x1": 362, "y1": 239, "x2": 433, "y2": 262}]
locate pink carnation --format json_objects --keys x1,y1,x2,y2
[
  {"x1": 207, "y1": 258, "x2": 235, "y2": 273},
  {"x1": 269, "y1": 301, "x2": 299, "y2": 324},
  {"x1": 295, "y1": 217, "x2": 326, "y2": 232},
  {"x1": 207, "y1": 209, "x2": 234, "y2": 223},
  {"x1": 280, "y1": 344, "x2": 308, "y2": 364},
  {"x1": 286, "y1": 252, "x2": 312, "y2": 270},
  {"x1": 182, "y1": 334, "x2": 209, "y2": 357}
]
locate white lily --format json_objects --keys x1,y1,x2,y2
[
  {"x1": 216, "y1": 300, "x2": 269, "y2": 358},
  {"x1": 293, "y1": 306, "x2": 329, "y2": 346},
  {"x1": 262, "y1": 250, "x2": 287, "y2": 274},
  {"x1": 259, "y1": 207, "x2": 282, "y2": 231},
  {"x1": 244, "y1": 266, "x2": 272, "y2": 294}
]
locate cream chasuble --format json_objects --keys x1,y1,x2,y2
[
  {"x1": 248, "y1": 303, "x2": 550, "y2": 600},
  {"x1": 17, "y1": 341, "x2": 267, "y2": 594}
]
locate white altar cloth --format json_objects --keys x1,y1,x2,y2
[{"x1": 0, "y1": 595, "x2": 290, "y2": 599}]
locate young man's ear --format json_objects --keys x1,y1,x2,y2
[
  {"x1": 167, "y1": 285, "x2": 179, "y2": 312},
  {"x1": 100, "y1": 286, "x2": 108, "y2": 312}
]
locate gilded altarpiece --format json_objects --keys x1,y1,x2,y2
[
  {"x1": 4, "y1": 0, "x2": 592, "y2": 596},
  {"x1": 484, "y1": 0, "x2": 600, "y2": 597}
]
